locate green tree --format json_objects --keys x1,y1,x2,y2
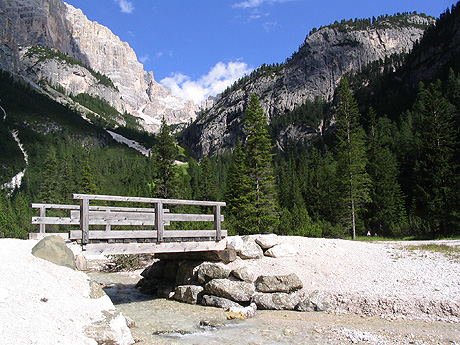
[
  {"x1": 38, "y1": 147, "x2": 60, "y2": 202},
  {"x1": 151, "y1": 118, "x2": 180, "y2": 199},
  {"x1": 232, "y1": 94, "x2": 279, "y2": 234},
  {"x1": 335, "y1": 80, "x2": 370, "y2": 239},
  {"x1": 79, "y1": 155, "x2": 99, "y2": 194},
  {"x1": 412, "y1": 82, "x2": 457, "y2": 235}
]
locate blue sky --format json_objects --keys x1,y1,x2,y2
[{"x1": 64, "y1": 0, "x2": 455, "y2": 104}]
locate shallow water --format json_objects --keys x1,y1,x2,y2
[{"x1": 88, "y1": 271, "x2": 460, "y2": 345}]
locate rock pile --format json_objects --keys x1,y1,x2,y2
[{"x1": 135, "y1": 235, "x2": 333, "y2": 315}]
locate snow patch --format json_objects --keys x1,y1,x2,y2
[{"x1": 107, "y1": 130, "x2": 151, "y2": 157}]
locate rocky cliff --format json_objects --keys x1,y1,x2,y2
[
  {"x1": 0, "y1": 0, "x2": 197, "y2": 131},
  {"x1": 181, "y1": 14, "x2": 434, "y2": 158}
]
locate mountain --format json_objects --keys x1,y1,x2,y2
[
  {"x1": 0, "y1": 0, "x2": 197, "y2": 132},
  {"x1": 180, "y1": 14, "x2": 435, "y2": 159}
]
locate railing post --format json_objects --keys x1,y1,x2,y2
[
  {"x1": 105, "y1": 209, "x2": 111, "y2": 232},
  {"x1": 155, "y1": 202, "x2": 164, "y2": 242},
  {"x1": 213, "y1": 205, "x2": 222, "y2": 241},
  {"x1": 80, "y1": 198, "x2": 90, "y2": 249},
  {"x1": 39, "y1": 206, "x2": 46, "y2": 234}
]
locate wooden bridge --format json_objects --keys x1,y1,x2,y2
[{"x1": 30, "y1": 194, "x2": 227, "y2": 256}]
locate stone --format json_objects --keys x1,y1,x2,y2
[
  {"x1": 84, "y1": 311, "x2": 134, "y2": 345},
  {"x1": 237, "y1": 236, "x2": 264, "y2": 260},
  {"x1": 252, "y1": 292, "x2": 300, "y2": 310},
  {"x1": 175, "y1": 260, "x2": 201, "y2": 285},
  {"x1": 200, "y1": 295, "x2": 243, "y2": 310},
  {"x1": 254, "y1": 234, "x2": 279, "y2": 249},
  {"x1": 205, "y1": 279, "x2": 255, "y2": 302},
  {"x1": 231, "y1": 266, "x2": 256, "y2": 283},
  {"x1": 227, "y1": 302, "x2": 258, "y2": 319},
  {"x1": 75, "y1": 254, "x2": 87, "y2": 271},
  {"x1": 264, "y1": 243, "x2": 297, "y2": 258},
  {"x1": 31, "y1": 235, "x2": 76, "y2": 270},
  {"x1": 196, "y1": 262, "x2": 231, "y2": 284},
  {"x1": 172, "y1": 285, "x2": 204, "y2": 305},
  {"x1": 255, "y1": 273, "x2": 303, "y2": 293},
  {"x1": 89, "y1": 280, "x2": 106, "y2": 299},
  {"x1": 296, "y1": 290, "x2": 335, "y2": 312}
]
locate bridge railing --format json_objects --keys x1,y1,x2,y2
[{"x1": 31, "y1": 194, "x2": 226, "y2": 253}]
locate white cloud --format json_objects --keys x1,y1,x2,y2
[
  {"x1": 160, "y1": 61, "x2": 253, "y2": 105},
  {"x1": 232, "y1": 0, "x2": 291, "y2": 9},
  {"x1": 115, "y1": 0, "x2": 134, "y2": 14}
]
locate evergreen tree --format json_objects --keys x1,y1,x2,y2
[
  {"x1": 79, "y1": 155, "x2": 99, "y2": 194},
  {"x1": 335, "y1": 80, "x2": 370, "y2": 239},
  {"x1": 412, "y1": 82, "x2": 457, "y2": 235},
  {"x1": 38, "y1": 147, "x2": 60, "y2": 202},
  {"x1": 366, "y1": 112, "x2": 407, "y2": 236},
  {"x1": 198, "y1": 156, "x2": 218, "y2": 201},
  {"x1": 239, "y1": 94, "x2": 279, "y2": 234},
  {"x1": 151, "y1": 118, "x2": 180, "y2": 199}
]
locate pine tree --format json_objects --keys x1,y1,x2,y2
[
  {"x1": 79, "y1": 155, "x2": 99, "y2": 194},
  {"x1": 151, "y1": 117, "x2": 180, "y2": 199},
  {"x1": 238, "y1": 94, "x2": 279, "y2": 234},
  {"x1": 38, "y1": 147, "x2": 61, "y2": 202},
  {"x1": 413, "y1": 82, "x2": 457, "y2": 235},
  {"x1": 335, "y1": 80, "x2": 370, "y2": 239}
]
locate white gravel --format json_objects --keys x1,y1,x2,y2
[
  {"x1": 0, "y1": 239, "x2": 133, "y2": 345},
  {"x1": 226, "y1": 236, "x2": 460, "y2": 321}
]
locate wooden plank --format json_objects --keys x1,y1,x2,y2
[
  {"x1": 39, "y1": 206, "x2": 46, "y2": 233},
  {"x1": 163, "y1": 213, "x2": 224, "y2": 222},
  {"x1": 32, "y1": 217, "x2": 79, "y2": 225},
  {"x1": 83, "y1": 242, "x2": 157, "y2": 255},
  {"x1": 31, "y1": 203, "x2": 79, "y2": 210},
  {"x1": 155, "y1": 202, "x2": 164, "y2": 242},
  {"x1": 214, "y1": 205, "x2": 222, "y2": 241},
  {"x1": 80, "y1": 198, "x2": 90, "y2": 245},
  {"x1": 71, "y1": 210, "x2": 156, "y2": 221},
  {"x1": 82, "y1": 239, "x2": 227, "y2": 255},
  {"x1": 73, "y1": 193, "x2": 226, "y2": 207},
  {"x1": 69, "y1": 230, "x2": 227, "y2": 240},
  {"x1": 29, "y1": 232, "x2": 69, "y2": 240}
]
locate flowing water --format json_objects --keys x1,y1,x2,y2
[{"x1": 88, "y1": 271, "x2": 460, "y2": 345}]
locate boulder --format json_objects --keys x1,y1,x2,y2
[
  {"x1": 238, "y1": 236, "x2": 264, "y2": 259},
  {"x1": 201, "y1": 295, "x2": 243, "y2": 310},
  {"x1": 31, "y1": 236, "x2": 76, "y2": 270},
  {"x1": 196, "y1": 263, "x2": 231, "y2": 284},
  {"x1": 175, "y1": 260, "x2": 201, "y2": 285},
  {"x1": 172, "y1": 285, "x2": 204, "y2": 304},
  {"x1": 231, "y1": 266, "x2": 255, "y2": 283},
  {"x1": 296, "y1": 290, "x2": 335, "y2": 312},
  {"x1": 252, "y1": 292, "x2": 300, "y2": 310},
  {"x1": 84, "y1": 311, "x2": 134, "y2": 345},
  {"x1": 205, "y1": 279, "x2": 255, "y2": 302},
  {"x1": 255, "y1": 273, "x2": 303, "y2": 293},
  {"x1": 264, "y1": 243, "x2": 297, "y2": 258},
  {"x1": 254, "y1": 234, "x2": 279, "y2": 249},
  {"x1": 227, "y1": 302, "x2": 258, "y2": 319},
  {"x1": 75, "y1": 254, "x2": 87, "y2": 271}
]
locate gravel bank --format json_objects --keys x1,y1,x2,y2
[{"x1": 225, "y1": 237, "x2": 460, "y2": 321}]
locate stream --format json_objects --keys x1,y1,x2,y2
[{"x1": 87, "y1": 271, "x2": 460, "y2": 345}]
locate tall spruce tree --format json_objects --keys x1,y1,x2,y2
[
  {"x1": 236, "y1": 94, "x2": 279, "y2": 234},
  {"x1": 152, "y1": 117, "x2": 180, "y2": 199},
  {"x1": 335, "y1": 80, "x2": 370, "y2": 239}
]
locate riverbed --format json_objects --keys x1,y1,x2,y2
[{"x1": 88, "y1": 271, "x2": 460, "y2": 345}]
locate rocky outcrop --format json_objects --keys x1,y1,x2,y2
[
  {"x1": 0, "y1": 0, "x2": 197, "y2": 132},
  {"x1": 181, "y1": 14, "x2": 435, "y2": 158}
]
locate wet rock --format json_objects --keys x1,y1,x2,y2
[
  {"x1": 231, "y1": 266, "x2": 256, "y2": 283},
  {"x1": 264, "y1": 243, "x2": 297, "y2": 258},
  {"x1": 255, "y1": 273, "x2": 303, "y2": 293},
  {"x1": 205, "y1": 279, "x2": 255, "y2": 302},
  {"x1": 84, "y1": 311, "x2": 134, "y2": 345},
  {"x1": 199, "y1": 319, "x2": 226, "y2": 330},
  {"x1": 254, "y1": 234, "x2": 279, "y2": 249},
  {"x1": 172, "y1": 285, "x2": 204, "y2": 304},
  {"x1": 201, "y1": 295, "x2": 243, "y2": 310},
  {"x1": 31, "y1": 236, "x2": 76, "y2": 270},
  {"x1": 196, "y1": 262, "x2": 231, "y2": 284}
]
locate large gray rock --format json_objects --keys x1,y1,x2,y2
[
  {"x1": 196, "y1": 262, "x2": 231, "y2": 284},
  {"x1": 254, "y1": 234, "x2": 279, "y2": 249},
  {"x1": 296, "y1": 290, "x2": 335, "y2": 312},
  {"x1": 231, "y1": 266, "x2": 255, "y2": 283},
  {"x1": 255, "y1": 273, "x2": 303, "y2": 293},
  {"x1": 237, "y1": 236, "x2": 264, "y2": 260},
  {"x1": 205, "y1": 279, "x2": 255, "y2": 302},
  {"x1": 84, "y1": 311, "x2": 134, "y2": 345},
  {"x1": 252, "y1": 292, "x2": 300, "y2": 310},
  {"x1": 175, "y1": 260, "x2": 201, "y2": 285},
  {"x1": 201, "y1": 295, "x2": 243, "y2": 310},
  {"x1": 172, "y1": 285, "x2": 204, "y2": 305},
  {"x1": 31, "y1": 235, "x2": 76, "y2": 270}
]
